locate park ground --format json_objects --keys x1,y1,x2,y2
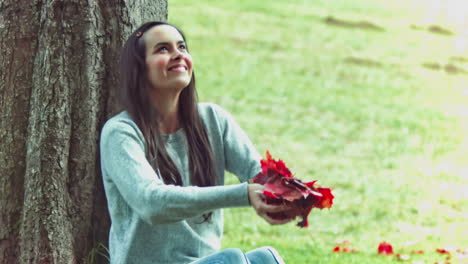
[{"x1": 169, "y1": 0, "x2": 468, "y2": 263}]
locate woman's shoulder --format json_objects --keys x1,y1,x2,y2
[
  {"x1": 198, "y1": 102, "x2": 230, "y2": 120},
  {"x1": 101, "y1": 111, "x2": 142, "y2": 138},
  {"x1": 103, "y1": 111, "x2": 133, "y2": 128},
  {"x1": 197, "y1": 103, "x2": 239, "y2": 136},
  {"x1": 198, "y1": 102, "x2": 220, "y2": 111}
]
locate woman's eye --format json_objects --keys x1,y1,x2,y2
[
  {"x1": 157, "y1": 47, "x2": 168, "y2": 53},
  {"x1": 179, "y1": 44, "x2": 187, "y2": 50}
]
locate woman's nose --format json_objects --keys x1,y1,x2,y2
[{"x1": 172, "y1": 50, "x2": 184, "y2": 60}]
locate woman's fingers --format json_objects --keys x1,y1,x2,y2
[
  {"x1": 258, "y1": 203, "x2": 290, "y2": 213},
  {"x1": 260, "y1": 213, "x2": 294, "y2": 225},
  {"x1": 247, "y1": 184, "x2": 296, "y2": 225}
]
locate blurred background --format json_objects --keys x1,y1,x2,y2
[{"x1": 169, "y1": 0, "x2": 467, "y2": 263}]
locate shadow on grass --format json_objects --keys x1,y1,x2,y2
[
  {"x1": 428, "y1": 25, "x2": 454, "y2": 36},
  {"x1": 449, "y1": 56, "x2": 468, "y2": 64},
  {"x1": 324, "y1": 16, "x2": 385, "y2": 32},
  {"x1": 410, "y1": 24, "x2": 455, "y2": 36},
  {"x1": 344, "y1": 57, "x2": 383, "y2": 68},
  {"x1": 422, "y1": 62, "x2": 468, "y2": 75}
]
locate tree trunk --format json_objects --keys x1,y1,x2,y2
[{"x1": 0, "y1": 1, "x2": 167, "y2": 263}]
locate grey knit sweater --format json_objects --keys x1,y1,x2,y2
[{"x1": 100, "y1": 103, "x2": 261, "y2": 264}]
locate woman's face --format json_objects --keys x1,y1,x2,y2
[{"x1": 144, "y1": 25, "x2": 193, "y2": 94}]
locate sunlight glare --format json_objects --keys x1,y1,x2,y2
[{"x1": 413, "y1": 0, "x2": 468, "y2": 54}]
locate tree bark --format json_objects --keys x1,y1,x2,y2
[{"x1": 0, "y1": 1, "x2": 167, "y2": 263}]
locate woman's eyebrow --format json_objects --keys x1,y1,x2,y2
[{"x1": 153, "y1": 40, "x2": 186, "y2": 50}]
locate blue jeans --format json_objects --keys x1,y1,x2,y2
[{"x1": 190, "y1": 247, "x2": 285, "y2": 264}]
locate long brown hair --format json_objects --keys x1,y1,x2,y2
[{"x1": 119, "y1": 21, "x2": 217, "y2": 191}]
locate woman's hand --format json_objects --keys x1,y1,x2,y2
[{"x1": 247, "y1": 184, "x2": 296, "y2": 225}]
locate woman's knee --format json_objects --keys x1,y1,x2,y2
[
  {"x1": 219, "y1": 248, "x2": 249, "y2": 263},
  {"x1": 246, "y1": 246, "x2": 285, "y2": 264},
  {"x1": 191, "y1": 248, "x2": 249, "y2": 264}
]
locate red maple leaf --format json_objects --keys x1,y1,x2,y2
[
  {"x1": 342, "y1": 246, "x2": 358, "y2": 252},
  {"x1": 251, "y1": 150, "x2": 334, "y2": 227},
  {"x1": 260, "y1": 150, "x2": 293, "y2": 178},
  {"x1": 378, "y1": 241, "x2": 394, "y2": 255},
  {"x1": 315, "y1": 187, "x2": 334, "y2": 209}
]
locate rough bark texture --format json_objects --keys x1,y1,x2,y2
[{"x1": 0, "y1": 1, "x2": 167, "y2": 263}]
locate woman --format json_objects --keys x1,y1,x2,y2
[{"x1": 100, "y1": 21, "x2": 293, "y2": 264}]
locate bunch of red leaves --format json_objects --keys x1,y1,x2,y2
[{"x1": 251, "y1": 150, "x2": 334, "y2": 227}]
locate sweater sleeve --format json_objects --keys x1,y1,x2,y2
[
  {"x1": 100, "y1": 117, "x2": 250, "y2": 225},
  {"x1": 209, "y1": 104, "x2": 262, "y2": 182}
]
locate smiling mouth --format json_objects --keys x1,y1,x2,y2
[{"x1": 168, "y1": 65, "x2": 188, "y2": 72}]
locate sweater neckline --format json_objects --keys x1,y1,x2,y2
[{"x1": 161, "y1": 128, "x2": 185, "y2": 143}]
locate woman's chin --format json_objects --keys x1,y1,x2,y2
[
  {"x1": 150, "y1": 78, "x2": 191, "y2": 94},
  {"x1": 172, "y1": 78, "x2": 191, "y2": 89}
]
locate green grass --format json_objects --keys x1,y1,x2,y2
[{"x1": 169, "y1": 0, "x2": 468, "y2": 263}]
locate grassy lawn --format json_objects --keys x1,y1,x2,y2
[{"x1": 169, "y1": 0, "x2": 468, "y2": 263}]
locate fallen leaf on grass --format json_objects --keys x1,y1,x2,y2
[
  {"x1": 396, "y1": 254, "x2": 410, "y2": 261},
  {"x1": 378, "y1": 241, "x2": 394, "y2": 255},
  {"x1": 335, "y1": 239, "x2": 351, "y2": 245},
  {"x1": 332, "y1": 246, "x2": 358, "y2": 253},
  {"x1": 436, "y1": 248, "x2": 452, "y2": 255}
]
